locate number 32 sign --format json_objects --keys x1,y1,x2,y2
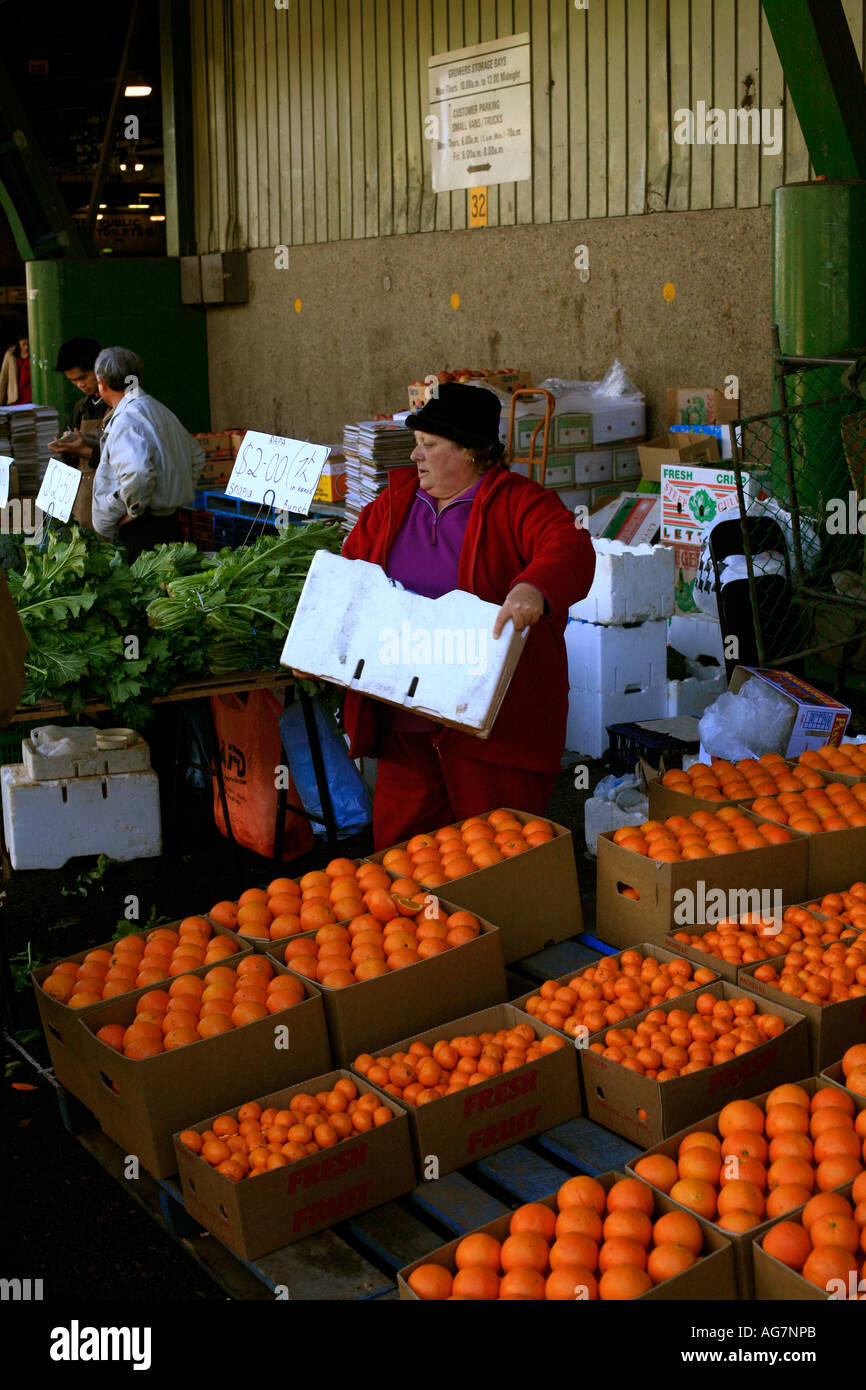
[{"x1": 226, "y1": 431, "x2": 330, "y2": 515}]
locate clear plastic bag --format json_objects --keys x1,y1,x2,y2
[
  {"x1": 594, "y1": 359, "x2": 643, "y2": 398},
  {"x1": 698, "y1": 679, "x2": 795, "y2": 760}
]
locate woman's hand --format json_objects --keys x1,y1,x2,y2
[{"x1": 493, "y1": 582, "x2": 546, "y2": 638}]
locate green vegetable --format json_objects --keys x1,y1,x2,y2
[{"x1": 8, "y1": 522, "x2": 342, "y2": 724}]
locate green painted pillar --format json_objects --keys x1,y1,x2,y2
[
  {"x1": 773, "y1": 180, "x2": 866, "y2": 357},
  {"x1": 27, "y1": 259, "x2": 210, "y2": 432}
]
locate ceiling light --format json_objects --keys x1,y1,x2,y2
[
  {"x1": 128, "y1": 203, "x2": 149, "y2": 209},
  {"x1": 149, "y1": 215, "x2": 166, "y2": 222},
  {"x1": 99, "y1": 203, "x2": 107, "y2": 209},
  {"x1": 134, "y1": 163, "x2": 144, "y2": 171},
  {"x1": 124, "y1": 84, "x2": 152, "y2": 97},
  {"x1": 119, "y1": 163, "x2": 127, "y2": 171},
  {"x1": 96, "y1": 214, "x2": 104, "y2": 221},
  {"x1": 139, "y1": 192, "x2": 159, "y2": 198}
]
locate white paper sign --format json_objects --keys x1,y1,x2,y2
[
  {"x1": 226, "y1": 431, "x2": 330, "y2": 516},
  {"x1": 35, "y1": 457, "x2": 82, "y2": 523},
  {"x1": 0, "y1": 455, "x2": 12, "y2": 508},
  {"x1": 428, "y1": 33, "x2": 531, "y2": 193}
]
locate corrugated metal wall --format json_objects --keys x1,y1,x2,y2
[{"x1": 189, "y1": 0, "x2": 866, "y2": 253}]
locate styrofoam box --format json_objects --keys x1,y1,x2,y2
[
  {"x1": 281, "y1": 551, "x2": 528, "y2": 738},
  {"x1": 668, "y1": 613, "x2": 725, "y2": 664},
  {"x1": 565, "y1": 684, "x2": 668, "y2": 757},
  {"x1": 22, "y1": 737, "x2": 151, "y2": 781},
  {"x1": 569, "y1": 539, "x2": 676, "y2": 625},
  {"x1": 667, "y1": 670, "x2": 727, "y2": 718},
  {"x1": 1, "y1": 765, "x2": 162, "y2": 869},
  {"x1": 583, "y1": 796, "x2": 648, "y2": 855},
  {"x1": 566, "y1": 618, "x2": 668, "y2": 695}
]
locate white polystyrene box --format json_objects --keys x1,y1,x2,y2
[
  {"x1": 667, "y1": 613, "x2": 725, "y2": 664},
  {"x1": 569, "y1": 539, "x2": 676, "y2": 625},
  {"x1": 666, "y1": 670, "x2": 727, "y2": 719},
  {"x1": 281, "y1": 551, "x2": 528, "y2": 738},
  {"x1": 565, "y1": 618, "x2": 668, "y2": 695},
  {"x1": 565, "y1": 684, "x2": 668, "y2": 758},
  {"x1": 21, "y1": 736, "x2": 152, "y2": 782},
  {"x1": 1, "y1": 765, "x2": 162, "y2": 870}
]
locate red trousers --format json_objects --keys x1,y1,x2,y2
[{"x1": 372, "y1": 730, "x2": 557, "y2": 851}]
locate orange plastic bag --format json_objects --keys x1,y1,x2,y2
[{"x1": 210, "y1": 689, "x2": 313, "y2": 860}]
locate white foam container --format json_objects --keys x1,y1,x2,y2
[
  {"x1": 666, "y1": 670, "x2": 727, "y2": 718},
  {"x1": 565, "y1": 684, "x2": 668, "y2": 758},
  {"x1": 22, "y1": 736, "x2": 151, "y2": 781},
  {"x1": 1, "y1": 765, "x2": 162, "y2": 869},
  {"x1": 565, "y1": 618, "x2": 668, "y2": 695},
  {"x1": 281, "y1": 551, "x2": 528, "y2": 738},
  {"x1": 668, "y1": 613, "x2": 725, "y2": 664},
  {"x1": 569, "y1": 539, "x2": 676, "y2": 625}
]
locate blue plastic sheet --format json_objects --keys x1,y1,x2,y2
[{"x1": 279, "y1": 698, "x2": 371, "y2": 839}]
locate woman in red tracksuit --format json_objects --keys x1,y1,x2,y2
[{"x1": 340, "y1": 383, "x2": 596, "y2": 850}]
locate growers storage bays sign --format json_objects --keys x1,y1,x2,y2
[{"x1": 428, "y1": 33, "x2": 531, "y2": 193}]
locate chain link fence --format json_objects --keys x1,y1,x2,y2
[{"x1": 727, "y1": 365, "x2": 866, "y2": 685}]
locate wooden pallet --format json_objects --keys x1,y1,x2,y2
[{"x1": 48, "y1": 935, "x2": 639, "y2": 1301}]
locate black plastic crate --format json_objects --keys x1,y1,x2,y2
[{"x1": 606, "y1": 721, "x2": 698, "y2": 777}]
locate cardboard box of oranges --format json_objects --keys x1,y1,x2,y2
[
  {"x1": 820, "y1": 1054, "x2": 866, "y2": 1107},
  {"x1": 267, "y1": 901, "x2": 507, "y2": 1067},
  {"x1": 752, "y1": 1178, "x2": 866, "y2": 1301},
  {"x1": 624, "y1": 1075, "x2": 866, "y2": 1297},
  {"x1": 366, "y1": 808, "x2": 582, "y2": 964},
  {"x1": 596, "y1": 809, "x2": 809, "y2": 949},
  {"x1": 580, "y1": 980, "x2": 810, "y2": 1149},
  {"x1": 31, "y1": 917, "x2": 248, "y2": 1113},
  {"x1": 351, "y1": 1003, "x2": 582, "y2": 1178},
  {"x1": 397, "y1": 1171, "x2": 738, "y2": 1301},
  {"x1": 173, "y1": 1070, "x2": 415, "y2": 1261},
  {"x1": 739, "y1": 963, "x2": 866, "y2": 1075},
  {"x1": 662, "y1": 898, "x2": 827, "y2": 985},
  {"x1": 77, "y1": 961, "x2": 332, "y2": 1178}
]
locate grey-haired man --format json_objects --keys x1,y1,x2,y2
[{"x1": 91, "y1": 346, "x2": 204, "y2": 559}]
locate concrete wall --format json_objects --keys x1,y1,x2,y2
[{"x1": 205, "y1": 204, "x2": 773, "y2": 444}]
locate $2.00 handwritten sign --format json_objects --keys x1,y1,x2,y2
[
  {"x1": 226, "y1": 432, "x2": 330, "y2": 515},
  {"x1": 36, "y1": 457, "x2": 83, "y2": 523}
]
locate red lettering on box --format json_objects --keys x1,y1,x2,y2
[
  {"x1": 285, "y1": 1142, "x2": 368, "y2": 1195},
  {"x1": 708, "y1": 1042, "x2": 778, "y2": 1095},
  {"x1": 292, "y1": 1178, "x2": 375, "y2": 1233},
  {"x1": 461, "y1": 1069, "x2": 538, "y2": 1118},
  {"x1": 465, "y1": 1103, "x2": 542, "y2": 1156}
]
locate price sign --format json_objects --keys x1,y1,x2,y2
[
  {"x1": 226, "y1": 431, "x2": 330, "y2": 515},
  {"x1": 35, "y1": 457, "x2": 83, "y2": 523},
  {"x1": 0, "y1": 455, "x2": 12, "y2": 508}
]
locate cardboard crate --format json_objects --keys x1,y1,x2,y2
[
  {"x1": 398, "y1": 1170, "x2": 737, "y2": 1300},
  {"x1": 719, "y1": 667, "x2": 851, "y2": 761},
  {"x1": 820, "y1": 1058, "x2": 866, "y2": 1096},
  {"x1": 738, "y1": 960, "x2": 866, "y2": 1074},
  {"x1": 581, "y1": 980, "x2": 810, "y2": 1149},
  {"x1": 174, "y1": 1069, "x2": 416, "y2": 1261},
  {"x1": 638, "y1": 434, "x2": 720, "y2": 484},
  {"x1": 752, "y1": 1188, "x2": 863, "y2": 1301},
  {"x1": 643, "y1": 760, "x2": 757, "y2": 820},
  {"x1": 313, "y1": 458, "x2": 348, "y2": 504},
  {"x1": 625, "y1": 1075, "x2": 825, "y2": 1298},
  {"x1": 31, "y1": 921, "x2": 249, "y2": 1111},
  {"x1": 661, "y1": 899, "x2": 818, "y2": 985},
  {"x1": 367, "y1": 808, "x2": 583, "y2": 964},
  {"x1": 595, "y1": 813, "x2": 810, "y2": 949},
  {"x1": 666, "y1": 387, "x2": 740, "y2": 432},
  {"x1": 268, "y1": 911, "x2": 507, "y2": 1066},
  {"x1": 509, "y1": 941, "x2": 720, "y2": 1044},
  {"x1": 354, "y1": 1003, "x2": 581, "y2": 1179},
  {"x1": 77, "y1": 965, "x2": 332, "y2": 1178}
]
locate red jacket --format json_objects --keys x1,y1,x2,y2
[{"x1": 341, "y1": 465, "x2": 596, "y2": 774}]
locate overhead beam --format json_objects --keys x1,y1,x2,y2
[
  {"x1": 762, "y1": 0, "x2": 866, "y2": 179},
  {"x1": 0, "y1": 57, "x2": 89, "y2": 260}
]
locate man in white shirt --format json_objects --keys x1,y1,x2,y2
[{"x1": 91, "y1": 346, "x2": 205, "y2": 559}]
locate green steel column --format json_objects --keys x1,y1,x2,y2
[
  {"x1": 761, "y1": 0, "x2": 866, "y2": 179},
  {"x1": 773, "y1": 181, "x2": 866, "y2": 357}
]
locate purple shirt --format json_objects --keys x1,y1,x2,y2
[{"x1": 381, "y1": 479, "x2": 482, "y2": 731}]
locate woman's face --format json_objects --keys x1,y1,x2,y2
[
  {"x1": 18, "y1": 337, "x2": 29, "y2": 358},
  {"x1": 410, "y1": 431, "x2": 478, "y2": 500}
]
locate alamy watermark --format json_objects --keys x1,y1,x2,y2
[
  {"x1": 379, "y1": 622, "x2": 487, "y2": 676},
  {"x1": 673, "y1": 102, "x2": 782, "y2": 157},
  {"x1": 672, "y1": 884, "x2": 783, "y2": 928}
]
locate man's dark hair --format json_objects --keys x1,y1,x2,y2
[{"x1": 54, "y1": 337, "x2": 102, "y2": 373}]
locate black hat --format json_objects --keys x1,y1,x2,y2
[{"x1": 405, "y1": 382, "x2": 502, "y2": 450}]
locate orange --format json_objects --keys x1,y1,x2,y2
[
  {"x1": 545, "y1": 1266, "x2": 598, "y2": 1300},
  {"x1": 454, "y1": 1232, "x2": 502, "y2": 1272},
  {"x1": 669, "y1": 1179, "x2": 716, "y2": 1221},
  {"x1": 452, "y1": 1267, "x2": 499, "y2": 1300},
  {"x1": 647, "y1": 1243, "x2": 695, "y2": 1284},
  {"x1": 652, "y1": 1210, "x2": 703, "y2": 1255},
  {"x1": 557, "y1": 1175, "x2": 606, "y2": 1214},
  {"x1": 498, "y1": 1268, "x2": 546, "y2": 1300},
  {"x1": 632, "y1": 1153, "x2": 679, "y2": 1193},
  {"x1": 500, "y1": 1232, "x2": 550, "y2": 1274},
  {"x1": 408, "y1": 1264, "x2": 453, "y2": 1300},
  {"x1": 761, "y1": 1220, "x2": 812, "y2": 1271},
  {"x1": 605, "y1": 1177, "x2": 654, "y2": 1216},
  {"x1": 598, "y1": 1266, "x2": 652, "y2": 1300}
]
